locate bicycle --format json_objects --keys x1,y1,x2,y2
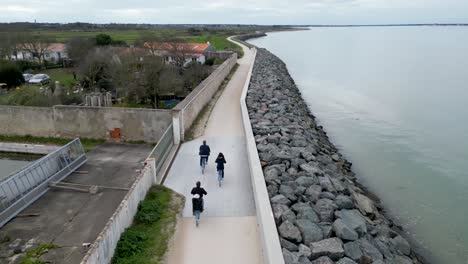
[
  {"x1": 200, "y1": 155, "x2": 208, "y2": 174},
  {"x1": 217, "y1": 169, "x2": 223, "y2": 187}
]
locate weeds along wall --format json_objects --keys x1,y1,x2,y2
[{"x1": 0, "y1": 105, "x2": 172, "y2": 142}]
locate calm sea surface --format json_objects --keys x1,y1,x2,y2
[
  {"x1": 250, "y1": 27, "x2": 468, "y2": 263},
  {"x1": 0, "y1": 159, "x2": 30, "y2": 180}
]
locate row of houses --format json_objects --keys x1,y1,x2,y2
[{"x1": 10, "y1": 42, "x2": 218, "y2": 66}]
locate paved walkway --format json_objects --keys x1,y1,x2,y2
[{"x1": 164, "y1": 40, "x2": 262, "y2": 264}]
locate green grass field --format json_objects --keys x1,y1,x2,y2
[{"x1": 42, "y1": 68, "x2": 76, "y2": 88}]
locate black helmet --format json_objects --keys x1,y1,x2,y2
[{"x1": 196, "y1": 181, "x2": 201, "y2": 187}]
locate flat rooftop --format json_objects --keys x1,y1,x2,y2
[{"x1": 0, "y1": 143, "x2": 153, "y2": 263}]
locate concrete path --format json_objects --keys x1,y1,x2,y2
[{"x1": 164, "y1": 40, "x2": 262, "y2": 264}]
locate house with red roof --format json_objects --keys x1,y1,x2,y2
[
  {"x1": 14, "y1": 43, "x2": 68, "y2": 62},
  {"x1": 143, "y1": 42, "x2": 216, "y2": 66}
]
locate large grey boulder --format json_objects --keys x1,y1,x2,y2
[
  {"x1": 265, "y1": 167, "x2": 280, "y2": 182},
  {"x1": 391, "y1": 236, "x2": 411, "y2": 256},
  {"x1": 336, "y1": 257, "x2": 358, "y2": 264},
  {"x1": 311, "y1": 256, "x2": 334, "y2": 264},
  {"x1": 272, "y1": 194, "x2": 292, "y2": 206},
  {"x1": 305, "y1": 185, "x2": 322, "y2": 202},
  {"x1": 318, "y1": 222, "x2": 333, "y2": 238},
  {"x1": 298, "y1": 244, "x2": 312, "y2": 259},
  {"x1": 282, "y1": 209, "x2": 297, "y2": 223},
  {"x1": 296, "y1": 219, "x2": 324, "y2": 245},
  {"x1": 352, "y1": 193, "x2": 376, "y2": 217},
  {"x1": 335, "y1": 195, "x2": 354, "y2": 210},
  {"x1": 279, "y1": 220, "x2": 302, "y2": 243},
  {"x1": 300, "y1": 163, "x2": 323, "y2": 175},
  {"x1": 292, "y1": 203, "x2": 320, "y2": 223},
  {"x1": 332, "y1": 219, "x2": 359, "y2": 241},
  {"x1": 283, "y1": 248, "x2": 300, "y2": 264},
  {"x1": 281, "y1": 238, "x2": 299, "y2": 252},
  {"x1": 314, "y1": 199, "x2": 337, "y2": 222},
  {"x1": 280, "y1": 184, "x2": 298, "y2": 202},
  {"x1": 359, "y1": 238, "x2": 383, "y2": 261},
  {"x1": 335, "y1": 210, "x2": 367, "y2": 236},
  {"x1": 296, "y1": 176, "x2": 318, "y2": 187},
  {"x1": 272, "y1": 203, "x2": 290, "y2": 224},
  {"x1": 319, "y1": 176, "x2": 336, "y2": 193},
  {"x1": 344, "y1": 241, "x2": 363, "y2": 261},
  {"x1": 310, "y1": 238, "x2": 345, "y2": 260}
]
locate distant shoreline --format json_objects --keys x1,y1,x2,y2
[{"x1": 295, "y1": 23, "x2": 468, "y2": 27}]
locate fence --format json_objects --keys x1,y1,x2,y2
[
  {"x1": 147, "y1": 124, "x2": 174, "y2": 183},
  {"x1": 0, "y1": 138, "x2": 87, "y2": 227}
]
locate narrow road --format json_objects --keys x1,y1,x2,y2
[{"x1": 164, "y1": 40, "x2": 262, "y2": 264}]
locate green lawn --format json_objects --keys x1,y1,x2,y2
[
  {"x1": 41, "y1": 68, "x2": 76, "y2": 89},
  {"x1": 112, "y1": 185, "x2": 184, "y2": 264}
]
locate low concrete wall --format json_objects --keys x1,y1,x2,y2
[
  {"x1": 0, "y1": 105, "x2": 172, "y2": 143},
  {"x1": 0, "y1": 105, "x2": 55, "y2": 138},
  {"x1": 53, "y1": 106, "x2": 171, "y2": 142},
  {"x1": 0, "y1": 142, "x2": 59, "y2": 154},
  {"x1": 172, "y1": 53, "x2": 237, "y2": 143},
  {"x1": 80, "y1": 159, "x2": 157, "y2": 264},
  {"x1": 239, "y1": 47, "x2": 285, "y2": 264}
]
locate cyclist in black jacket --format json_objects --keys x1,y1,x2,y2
[{"x1": 199, "y1": 140, "x2": 211, "y2": 167}]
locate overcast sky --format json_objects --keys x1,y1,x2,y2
[{"x1": 0, "y1": 0, "x2": 467, "y2": 25}]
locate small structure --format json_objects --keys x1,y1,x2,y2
[{"x1": 85, "y1": 92, "x2": 112, "y2": 107}]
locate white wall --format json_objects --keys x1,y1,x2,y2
[{"x1": 239, "y1": 47, "x2": 285, "y2": 264}]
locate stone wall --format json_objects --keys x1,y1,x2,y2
[{"x1": 0, "y1": 105, "x2": 172, "y2": 143}]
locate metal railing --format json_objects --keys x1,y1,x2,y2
[
  {"x1": 147, "y1": 124, "x2": 174, "y2": 183},
  {"x1": 0, "y1": 138, "x2": 87, "y2": 227}
]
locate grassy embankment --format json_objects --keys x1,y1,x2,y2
[
  {"x1": 0, "y1": 135, "x2": 105, "y2": 152},
  {"x1": 111, "y1": 185, "x2": 184, "y2": 264}
]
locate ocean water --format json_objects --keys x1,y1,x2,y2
[
  {"x1": 0, "y1": 159, "x2": 30, "y2": 180},
  {"x1": 250, "y1": 27, "x2": 468, "y2": 263}
]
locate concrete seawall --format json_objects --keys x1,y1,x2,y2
[{"x1": 239, "y1": 46, "x2": 285, "y2": 264}]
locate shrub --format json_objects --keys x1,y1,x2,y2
[
  {"x1": 60, "y1": 93, "x2": 83, "y2": 105},
  {"x1": 204, "y1": 57, "x2": 215, "y2": 66},
  {"x1": 14, "y1": 60, "x2": 42, "y2": 72},
  {"x1": 113, "y1": 229, "x2": 149, "y2": 260},
  {"x1": 0, "y1": 86, "x2": 60, "y2": 106},
  {"x1": 95, "y1": 33, "x2": 113, "y2": 46},
  {"x1": 214, "y1": 58, "x2": 224, "y2": 65},
  {"x1": 0, "y1": 62, "x2": 24, "y2": 88}
]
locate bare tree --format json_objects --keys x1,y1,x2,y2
[
  {"x1": 78, "y1": 48, "x2": 113, "y2": 91},
  {"x1": 0, "y1": 33, "x2": 20, "y2": 60},
  {"x1": 17, "y1": 33, "x2": 54, "y2": 64},
  {"x1": 66, "y1": 36, "x2": 95, "y2": 64}
]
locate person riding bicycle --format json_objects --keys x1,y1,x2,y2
[
  {"x1": 199, "y1": 140, "x2": 211, "y2": 168},
  {"x1": 191, "y1": 181, "x2": 207, "y2": 208},
  {"x1": 215, "y1": 153, "x2": 227, "y2": 179}
]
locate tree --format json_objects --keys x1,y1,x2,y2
[
  {"x1": 0, "y1": 33, "x2": 19, "y2": 60},
  {"x1": 17, "y1": 33, "x2": 54, "y2": 65},
  {"x1": 78, "y1": 48, "x2": 113, "y2": 91},
  {"x1": 67, "y1": 36, "x2": 95, "y2": 63},
  {"x1": 0, "y1": 61, "x2": 25, "y2": 88},
  {"x1": 95, "y1": 34, "x2": 113, "y2": 46}
]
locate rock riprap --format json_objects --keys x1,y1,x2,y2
[{"x1": 246, "y1": 48, "x2": 421, "y2": 264}]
